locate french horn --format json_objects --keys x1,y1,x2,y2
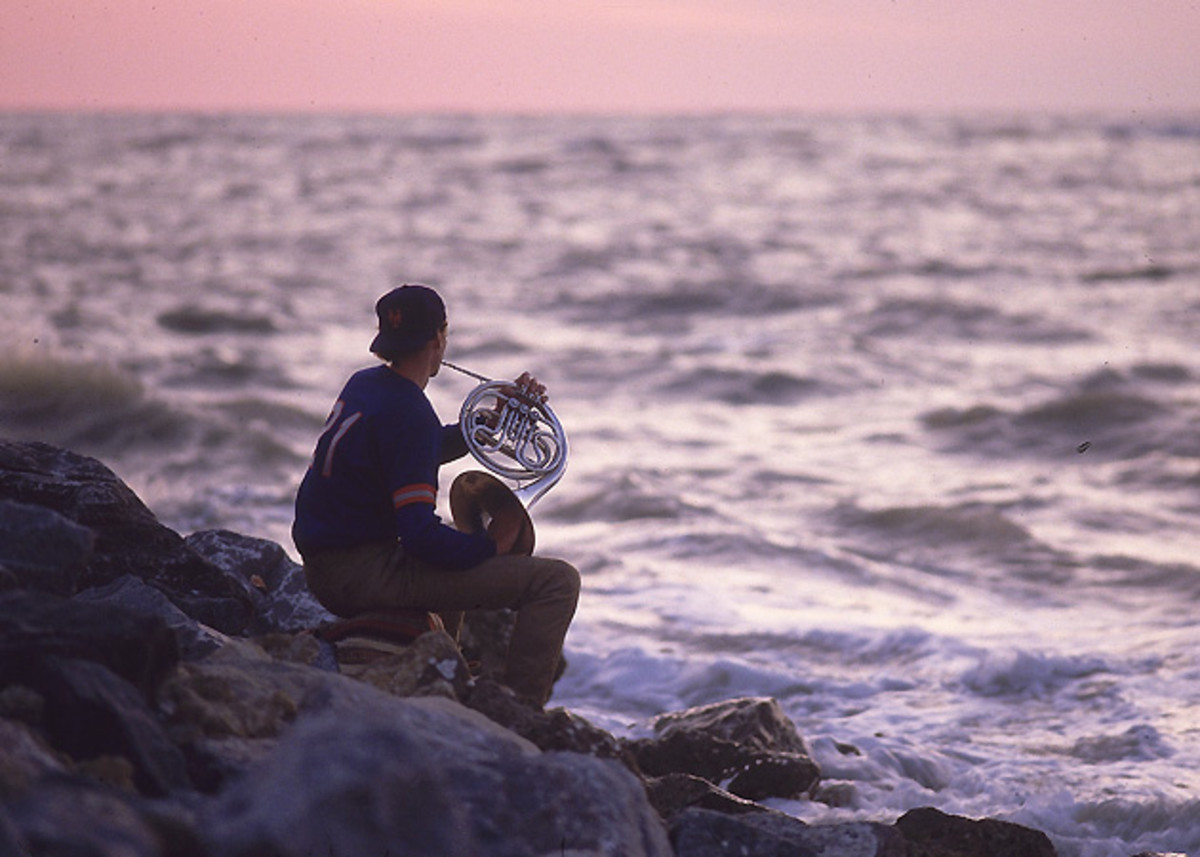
[{"x1": 442, "y1": 360, "x2": 568, "y2": 508}]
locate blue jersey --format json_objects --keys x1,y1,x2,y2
[{"x1": 292, "y1": 365, "x2": 495, "y2": 568}]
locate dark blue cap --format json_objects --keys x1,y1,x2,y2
[{"x1": 369, "y1": 285, "x2": 446, "y2": 360}]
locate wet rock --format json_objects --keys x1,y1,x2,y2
[
  {"x1": 626, "y1": 722, "x2": 750, "y2": 780},
  {"x1": 0, "y1": 498, "x2": 93, "y2": 596},
  {"x1": 0, "y1": 440, "x2": 254, "y2": 633},
  {"x1": 728, "y1": 750, "x2": 824, "y2": 802},
  {"x1": 644, "y1": 772, "x2": 767, "y2": 820},
  {"x1": 648, "y1": 696, "x2": 811, "y2": 755},
  {"x1": 803, "y1": 820, "x2": 909, "y2": 856},
  {"x1": 625, "y1": 697, "x2": 821, "y2": 801},
  {"x1": 895, "y1": 806, "x2": 1057, "y2": 857}
]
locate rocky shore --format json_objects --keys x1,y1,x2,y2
[{"x1": 0, "y1": 438, "x2": 1156, "y2": 857}]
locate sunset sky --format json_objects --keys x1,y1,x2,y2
[{"x1": 2, "y1": 0, "x2": 1198, "y2": 115}]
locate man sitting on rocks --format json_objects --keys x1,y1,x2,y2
[{"x1": 292, "y1": 284, "x2": 580, "y2": 708}]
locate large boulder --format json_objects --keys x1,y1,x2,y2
[
  {"x1": 0, "y1": 441, "x2": 255, "y2": 633},
  {"x1": 203, "y1": 700, "x2": 673, "y2": 857},
  {"x1": 154, "y1": 640, "x2": 674, "y2": 856}
]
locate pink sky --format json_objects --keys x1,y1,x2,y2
[{"x1": 3, "y1": 0, "x2": 1198, "y2": 114}]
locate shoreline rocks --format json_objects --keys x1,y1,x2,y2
[{"x1": 0, "y1": 439, "x2": 1066, "y2": 856}]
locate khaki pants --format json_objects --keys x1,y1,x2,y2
[{"x1": 303, "y1": 541, "x2": 580, "y2": 706}]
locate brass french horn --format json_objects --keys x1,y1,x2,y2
[{"x1": 442, "y1": 361, "x2": 568, "y2": 508}]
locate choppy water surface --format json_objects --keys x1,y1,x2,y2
[{"x1": 2, "y1": 112, "x2": 1198, "y2": 856}]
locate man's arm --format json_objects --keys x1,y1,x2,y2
[{"x1": 439, "y1": 424, "x2": 469, "y2": 464}]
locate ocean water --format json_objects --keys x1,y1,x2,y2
[{"x1": 2, "y1": 112, "x2": 1198, "y2": 856}]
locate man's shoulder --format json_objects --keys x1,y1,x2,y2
[
  {"x1": 343, "y1": 366, "x2": 434, "y2": 420},
  {"x1": 344, "y1": 365, "x2": 412, "y2": 397},
  {"x1": 345, "y1": 364, "x2": 393, "y2": 386}
]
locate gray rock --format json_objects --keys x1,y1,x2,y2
[
  {"x1": 158, "y1": 637, "x2": 522, "y2": 790},
  {"x1": 0, "y1": 805, "x2": 29, "y2": 857},
  {"x1": 31, "y1": 656, "x2": 191, "y2": 797},
  {"x1": 0, "y1": 498, "x2": 93, "y2": 595},
  {"x1": 466, "y1": 677, "x2": 633, "y2": 763},
  {"x1": 0, "y1": 440, "x2": 255, "y2": 633},
  {"x1": 185, "y1": 528, "x2": 334, "y2": 634},
  {"x1": 647, "y1": 696, "x2": 811, "y2": 755},
  {"x1": 334, "y1": 629, "x2": 475, "y2": 701},
  {"x1": 1, "y1": 774, "x2": 206, "y2": 857},
  {"x1": 0, "y1": 716, "x2": 67, "y2": 789},
  {"x1": 671, "y1": 807, "x2": 815, "y2": 856},
  {"x1": 0, "y1": 442, "x2": 1069, "y2": 857},
  {"x1": 671, "y1": 808, "x2": 906, "y2": 857},
  {"x1": 0, "y1": 590, "x2": 179, "y2": 698},
  {"x1": 74, "y1": 575, "x2": 227, "y2": 660},
  {"x1": 204, "y1": 699, "x2": 674, "y2": 857}
]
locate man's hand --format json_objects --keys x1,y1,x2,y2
[
  {"x1": 488, "y1": 373, "x2": 546, "y2": 419},
  {"x1": 508, "y1": 372, "x2": 546, "y2": 402},
  {"x1": 487, "y1": 507, "x2": 534, "y2": 556},
  {"x1": 488, "y1": 515, "x2": 520, "y2": 555}
]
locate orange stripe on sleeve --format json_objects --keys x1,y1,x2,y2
[{"x1": 393, "y1": 484, "x2": 437, "y2": 509}]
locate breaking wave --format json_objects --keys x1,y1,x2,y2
[{"x1": 0, "y1": 351, "x2": 190, "y2": 454}]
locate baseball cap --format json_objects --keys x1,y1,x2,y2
[{"x1": 369, "y1": 285, "x2": 446, "y2": 360}]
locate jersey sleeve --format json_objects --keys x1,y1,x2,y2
[{"x1": 383, "y1": 408, "x2": 495, "y2": 569}]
